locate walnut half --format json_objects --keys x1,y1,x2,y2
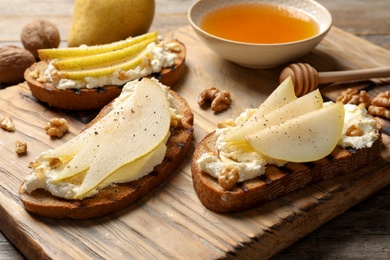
[
  {"x1": 336, "y1": 88, "x2": 371, "y2": 107},
  {"x1": 336, "y1": 88, "x2": 390, "y2": 119},
  {"x1": 372, "y1": 91, "x2": 390, "y2": 107},
  {"x1": 45, "y1": 118, "x2": 69, "y2": 138},
  {"x1": 369, "y1": 91, "x2": 390, "y2": 119},
  {"x1": 15, "y1": 141, "x2": 27, "y2": 155},
  {"x1": 368, "y1": 105, "x2": 390, "y2": 119},
  {"x1": 0, "y1": 115, "x2": 15, "y2": 132},
  {"x1": 198, "y1": 87, "x2": 231, "y2": 112},
  {"x1": 218, "y1": 166, "x2": 240, "y2": 190},
  {"x1": 346, "y1": 125, "x2": 363, "y2": 137}
]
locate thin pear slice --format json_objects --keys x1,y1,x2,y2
[
  {"x1": 52, "y1": 37, "x2": 157, "y2": 70},
  {"x1": 42, "y1": 138, "x2": 81, "y2": 159},
  {"x1": 53, "y1": 148, "x2": 93, "y2": 181},
  {"x1": 56, "y1": 47, "x2": 150, "y2": 80},
  {"x1": 38, "y1": 31, "x2": 158, "y2": 60},
  {"x1": 42, "y1": 128, "x2": 97, "y2": 159},
  {"x1": 74, "y1": 78, "x2": 171, "y2": 199},
  {"x1": 42, "y1": 110, "x2": 121, "y2": 161},
  {"x1": 223, "y1": 89, "x2": 323, "y2": 142},
  {"x1": 222, "y1": 77, "x2": 296, "y2": 141},
  {"x1": 54, "y1": 112, "x2": 127, "y2": 180},
  {"x1": 257, "y1": 76, "x2": 297, "y2": 115},
  {"x1": 245, "y1": 102, "x2": 345, "y2": 162},
  {"x1": 51, "y1": 81, "x2": 152, "y2": 181},
  {"x1": 102, "y1": 141, "x2": 167, "y2": 185}
]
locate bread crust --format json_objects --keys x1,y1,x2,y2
[
  {"x1": 24, "y1": 39, "x2": 186, "y2": 111},
  {"x1": 19, "y1": 90, "x2": 194, "y2": 219},
  {"x1": 191, "y1": 130, "x2": 382, "y2": 214}
]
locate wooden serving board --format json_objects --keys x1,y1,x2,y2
[{"x1": 1, "y1": 26, "x2": 389, "y2": 259}]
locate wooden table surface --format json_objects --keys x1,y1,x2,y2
[{"x1": 1, "y1": 0, "x2": 389, "y2": 259}]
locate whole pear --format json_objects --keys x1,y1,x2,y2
[{"x1": 67, "y1": 0, "x2": 155, "y2": 47}]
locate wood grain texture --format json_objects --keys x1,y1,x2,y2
[
  {"x1": 1, "y1": 0, "x2": 390, "y2": 259},
  {"x1": 0, "y1": 25, "x2": 390, "y2": 259}
]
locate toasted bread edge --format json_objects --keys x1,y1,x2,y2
[
  {"x1": 23, "y1": 39, "x2": 186, "y2": 111},
  {"x1": 191, "y1": 129, "x2": 383, "y2": 214},
  {"x1": 18, "y1": 90, "x2": 194, "y2": 219}
]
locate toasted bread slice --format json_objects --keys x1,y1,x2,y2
[
  {"x1": 191, "y1": 129, "x2": 382, "y2": 214},
  {"x1": 19, "y1": 89, "x2": 194, "y2": 219},
  {"x1": 24, "y1": 39, "x2": 186, "y2": 111}
]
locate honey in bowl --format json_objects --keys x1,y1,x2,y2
[{"x1": 200, "y1": 3, "x2": 319, "y2": 44}]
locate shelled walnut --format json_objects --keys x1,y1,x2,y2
[
  {"x1": 0, "y1": 115, "x2": 15, "y2": 132},
  {"x1": 15, "y1": 141, "x2": 27, "y2": 155},
  {"x1": 336, "y1": 88, "x2": 390, "y2": 120},
  {"x1": 336, "y1": 88, "x2": 371, "y2": 107},
  {"x1": 218, "y1": 166, "x2": 239, "y2": 190},
  {"x1": 45, "y1": 118, "x2": 69, "y2": 138},
  {"x1": 166, "y1": 41, "x2": 181, "y2": 53},
  {"x1": 198, "y1": 87, "x2": 231, "y2": 112},
  {"x1": 368, "y1": 105, "x2": 390, "y2": 119},
  {"x1": 369, "y1": 91, "x2": 390, "y2": 119},
  {"x1": 372, "y1": 91, "x2": 390, "y2": 107},
  {"x1": 346, "y1": 125, "x2": 363, "y2": 137}
]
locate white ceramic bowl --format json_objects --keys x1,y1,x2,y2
[{"x1": 188, "y1": 0, "x2": 332, "y2": 69}]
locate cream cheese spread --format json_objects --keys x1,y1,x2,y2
[
  {"x1": 22, "y1": 79, "x2": 180, "y2": 199},
  {"x1": 197, "y1": 103, "x2": 380, "y2": 183},
  {"x1": 23, "y1": 140, "x2": 167, "y2": 199},
  {"x1": 45, "y1": 41, "x2": 178, "y2": 90},
  {"x1": 338, "y1": 104, "x2": 379, "y2": 149}
]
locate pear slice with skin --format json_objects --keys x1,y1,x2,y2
[
  {"x1": 245, "y1": 102, "x2": 345, "y2": 162},
  {"x1": 53, "y1": 147, "x2": 93, "y2": 181},
  {"x1": 42, "y1": 127, "x2": 98, "y2": 160},
  {"x1": 73, "y1": 78, "x2": 171, "y2": 199},
  {"x1": 222, "y1": 77, "x2": 296, "y2": 141},
  {"x1": 42, "y1": 107, "x2": 122, "y2": 161},
  {"x1": 101, "y1": 141, "x2": 167, "y2": 186},
  {"x1": 223, "y1": 88, "x2": 322, "y2": 142},
  {"x1": 51, "y1": 79, "x2": 156, "y2": 181},
  {"x1": 256, "y1": 76, "x2": 297, "y2": 115},
  {"x1": 42, "y1": 139, "x2": 81, "y2": 160},
  {"x1": 54, "y1": 108, "x2": 135, "y2": 181},
  {"x1": 56, "y1": 47, "x2": 151, "y2": 80},
  {"x1": 52, "y1": 37, "x2": 157, "y2": 70},
  {"x1": 38, "y1": 31, "x2": 158, "y2": 60}
]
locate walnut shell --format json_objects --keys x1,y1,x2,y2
[
  {"x1": 0, "y1": 45, "x2": 35, "y2": 84},
  {"x1": 21, "y1": 19, "x2": 60, "y2": 59}
]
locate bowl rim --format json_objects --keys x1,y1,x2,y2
[{"x1": 187, "y1": 0, "x2": 333, "y2": 47}]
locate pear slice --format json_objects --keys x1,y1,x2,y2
[
  {"x1": 102, "y1": 141, "x2": 167, "y2": 185},
  {"x1": 42, "y1": 127, "x2": 97, "y2": 159},
  {"x1": 56, "y1": 48, "x2": 151, "y2": 80},
  {"x1": 54, "y1": 110, "x2": 131, "y2": 180},
  {"x1": 245, "y1": 102, "x2": 345, "y2": 162},
  {"x1": 222, "y1": 77, "x2": 296, "y2": 141},
  {"x1": 223, "y1": 89, "x2": 322, "y2": 142},
  {"x1": 42, "y1": 138, "x2": 81, "y2": 160},
  {"x1": 42, "y1": 109, "x2": 121, "y2": 161},
  {"x1": 256, "y1": 76, "x2": 297, "y2": 115},
  {"x1": 53, "y1": 148, "x2": 93, "y2": 181},
  {"x1": 38, "y1": 31, "x2": 158, "y2": 60},
  {"x1": 73, "y1": 78, "x2": 171, "y2": 199},
  {"x1": 52, "y1": 37, "x2": 156, "y2": 70}
]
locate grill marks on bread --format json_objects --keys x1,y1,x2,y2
[
  {"x1": 191, "y1": 131, "x2": 382, "y2": 213},
  {"x1": 19, "y1": 90, "x2": 194, "y2": 219}
]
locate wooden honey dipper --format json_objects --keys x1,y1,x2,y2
[{"x1": 279, "y1": 63, "x2": 390, "y2": 96}]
